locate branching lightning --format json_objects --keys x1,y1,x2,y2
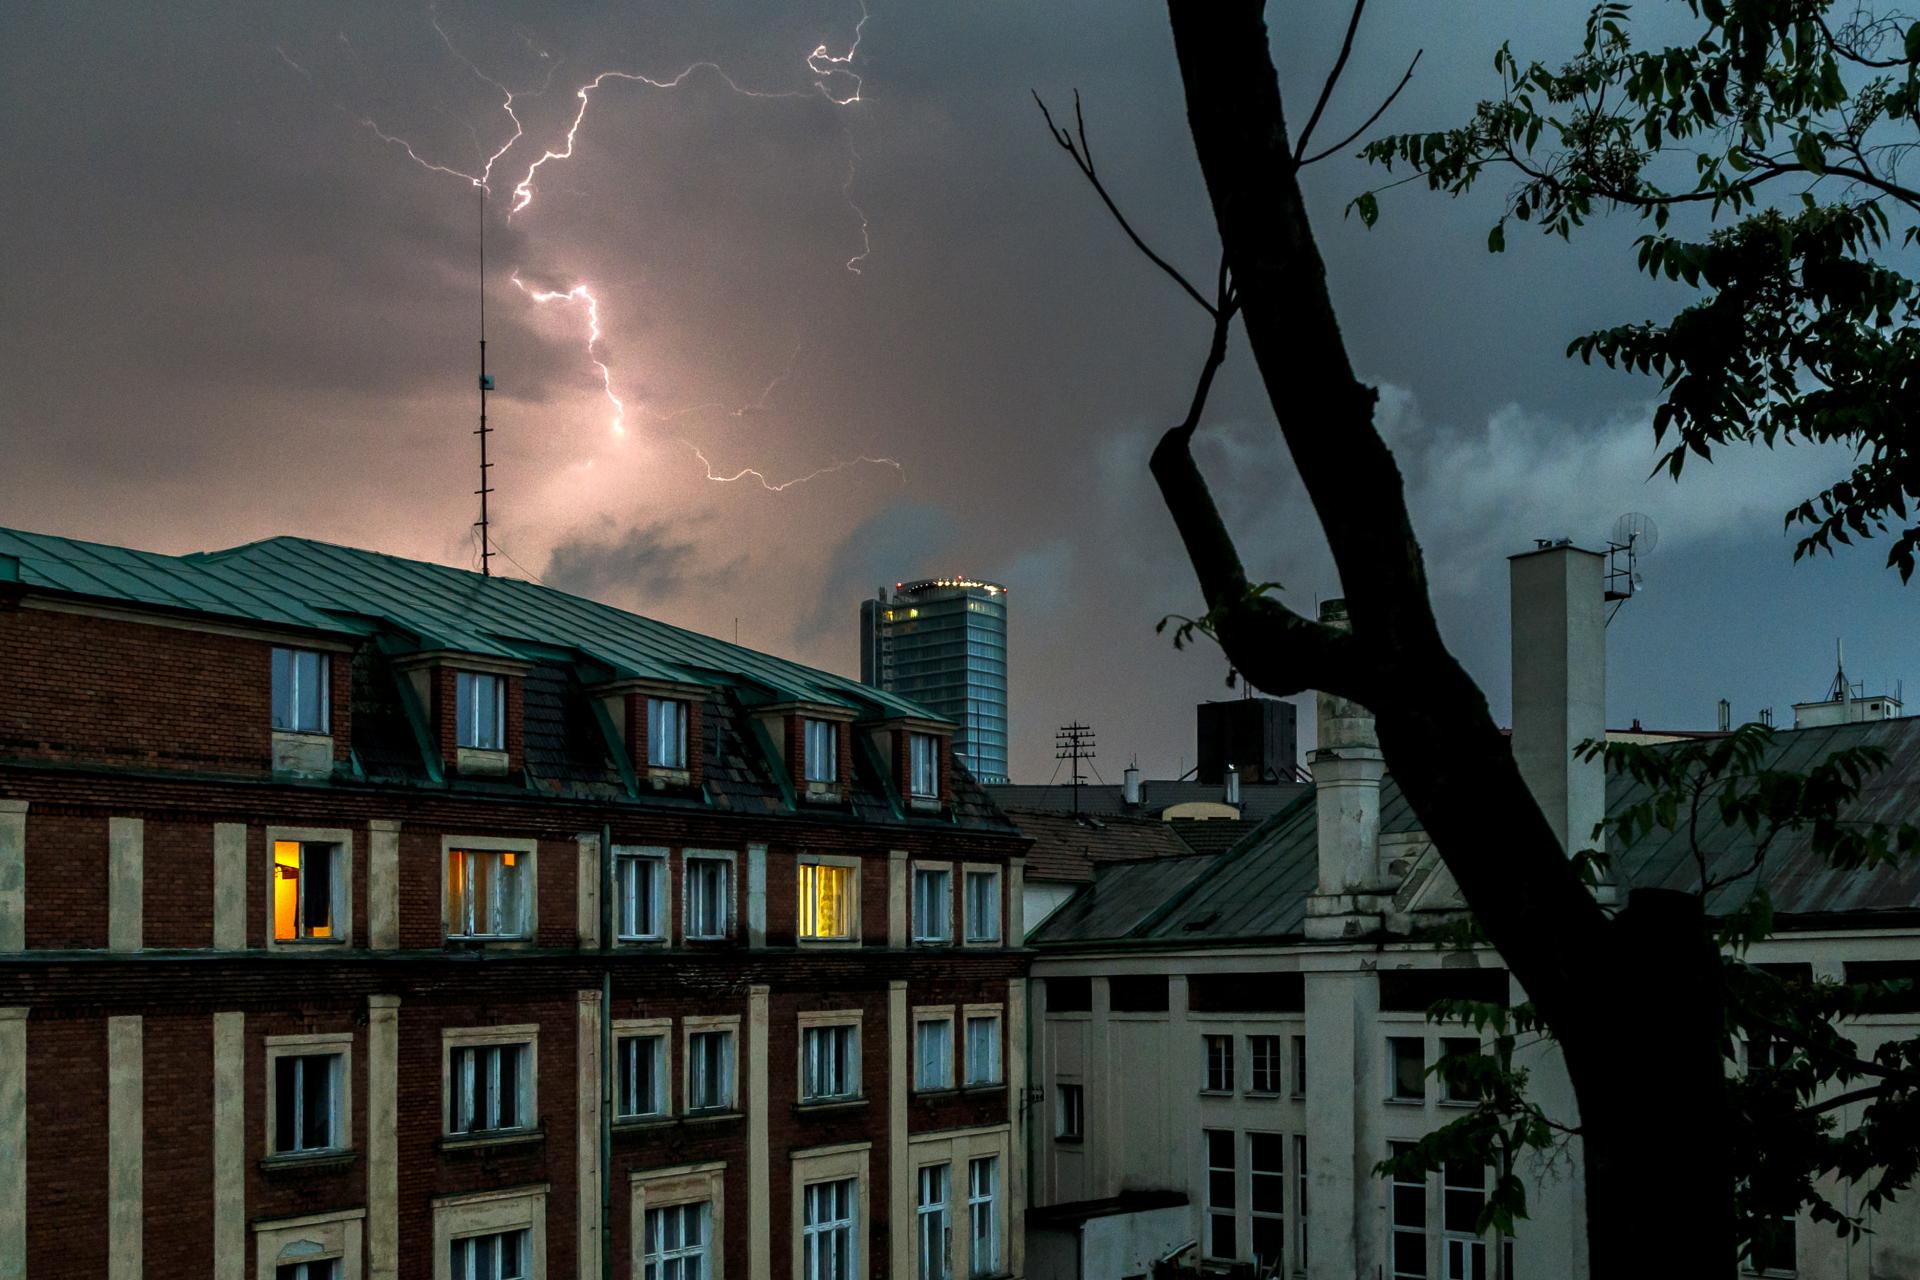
[{"x1": 281, "y1": 1, "x2": 897, "y2": 493}]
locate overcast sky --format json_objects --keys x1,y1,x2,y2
[{"x1": 3, "y1": 1, "x2": 1914, "y2": 781}]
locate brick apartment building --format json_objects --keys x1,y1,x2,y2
[{"x1": 0, "y1": 527, "x2": 1032, "y2": 1280}]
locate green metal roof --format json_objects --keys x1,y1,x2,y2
[{"x1": 0, "y1": 526, "x2": 939, "y2": 723}]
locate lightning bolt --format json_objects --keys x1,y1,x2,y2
[
  {"x1": 688, "y1": 445, "x2": 903, "y2": 492},
  {"x1": 511, "y1": 275, "x2": 626, "y2": 435},
  {"x1": 807, "y1": 0, "x2": 869, "y2": 105}
]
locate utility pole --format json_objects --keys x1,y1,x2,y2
[{"x1": 1054, "y1": 722, "x2": 1096, "y2": 816}]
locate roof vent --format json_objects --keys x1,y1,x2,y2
[{"x1": 1122, "y1": 762, "x2": 1141, "y2": 807}]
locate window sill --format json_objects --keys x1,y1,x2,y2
[
  {"x1": 1384, "y1": 1096, "x2": 1426, "y2": 1107},
  {"x1": 438, "y1": 1126, "x2": 545, "y2": 1153},
  {"x1": 1198, "y1": 1089, "x2": 1235, "y2": 1098},
  {"x1": 908, "y1": 795, "x2": 942, "y2": 812},
  {"x1": 444, "y1": 935, "x2": 535, "y2": 947},
  {"x1": 961, "y1": 1082, "x2": 1005, "y2": 1095},
  {"x1": 614, "y1": 936, "x2": 668, "y2": 947},
  {"x1": 269, "y1": 937, "x2": 350, "y2": 950},
  {"x1": 911, "y1": 937, "x2": 954, "y2": 948},
  {"x1": 912, "y1": 1086, "x2": 958, "y2": 1099},
  {"x1": 796, "y1": 936, "x2": 861, "y2": 949},
  {"x1": 682, "y1": 1108, "x2": 743, "y2": 1126},
  {"x1": 645, "y1": 767, "x2": 692, "y2": 788},
  {"x1": 1245, "y1": 1090, "x2": 1284, "y2": 1100},
  {"x1": 612, "y1": 1116, "x2": 675, "y2": 1133},
  {"x1": 258, "y1": 1149, "x2": 356, "y2": 1174},
  {"x1": 1054, "y1": 1135, "x2": 1084, "y2": 1146},
  {"x1": 1437, "y1": 1098, "x2": 1480, "y2": 1109},
  {"x1": 795, "y1": 1096, "x2": 869, "y2": 1114}
]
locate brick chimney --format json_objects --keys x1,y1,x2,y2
[{"x1": 1508, "y1": 542, "x2": 1607, "y2": 858}]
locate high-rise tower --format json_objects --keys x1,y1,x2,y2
[{"x1": 860, "y1": 578, "x2": 1010, "y2": 783}]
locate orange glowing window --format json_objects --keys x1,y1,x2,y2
[
  {"x1": 797, "y1": 862, "x2": 853, "y2": 940},
  {"x1": 273, "y1": 840, "x2": 336, "y2": 941}
]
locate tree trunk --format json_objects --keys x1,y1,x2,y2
[{"x1": 1155, "y1": 4, "x2": 1735, "y2": 1274}]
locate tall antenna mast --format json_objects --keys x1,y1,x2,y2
[
  {"x1": 1054, "y1": 722, "x2": 1096, "y2": 816},
  {"x1": 474, "y1": 185, "x2": 495, "y2": 577}
]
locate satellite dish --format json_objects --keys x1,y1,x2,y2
[{"x1": 1611, "y1": 511, "x2": 1660, "y2": 554}]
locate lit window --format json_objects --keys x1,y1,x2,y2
[
  {"x1": 614, "y1": 849, "x2": 665, "y2": 941},
  {"x1": 688, "y1": 1029, "x2": 734, "y2": 1111},
  {"x1": 909, "y1": 732, "x2": 940, "y2": 799},
  {"x1": 1056, "y1": 1082, "x2": 1084, "y2": 1141},
  {"x1": 802, "y1": 1023, "x2": 860, "y2": 1101},
  {"x1": 447, "y1": 1042, "x2": 529, "y2": 1135},
  {"x1": 271, "y1": 648, "x2": 329, "y2": 734},
  {"x1": 272, "y1": 1052, "x2": 342, "y2": 1154},
  {"x1": 915, "y1": 1017, "x2": 953, "y2": 1091},
  {"x1": 446, "y1": 847, "x2": 528, "y2": 938},
  {"x1": 912, "y1": 867, "x2": 952, "y2": 943},
  {"x1": 968, "y1": 1156, "x2": 1000, "y2": 1277},
  {"x1": 273, "y1": 840, "x2": 340, "y2": 941},
  {"x1": 1390, "y1": 1141, "x2": 1427, "y2": 1279},
  {"x1": 643, "y1": 1203, "x2": 710, "y2": 1280},
  {"x1": 449, "y1": 1229, "x2": 528, "y2": 1280},
  {"x1": 1205, "y1": 1129, "x2": 1236, "y2": 1259},
  {"x1": 648, "y1": 697, "x2": 689, "y2": 769},
  {"x1": 916, "y1": 1164, "x2": 951, "y2": 1280},
  {"x1": 685, "y1": 856, "x2": 731, "y2": 939},
  {"x1": 964, "y1": 1014, "x2": 1001, "y2": 1087},
  {"x1": 804, "y1": 718, "x2": 839, "y2": 783},
  {"x1": 1251, "y1": 1133, "x2": 1285, "y2": 1270},
  {"x1": 1250, "y1": 1035, "x2": 1282, "y2": 1094},
  {"x1": 802, "y1": 1178, "x2": 859, "y2": 1280},
  {"x1": 1390, "y1": 1037, "x2": 1426, "y2": 1101},
  {"x1": 615, "y1": 1034, "x2": 667, "y2": 1120},
  {"x1": 455, "y1": 671, "x2": 505, "y2": 750},
  {"x1": 798, "y1": 861, "x2": 855, "y2": 940},
  {"x1": 1204, "y1": 1034, "x2": 1235, "y2": 1093},
  {"x1": 964, "y1": 870, "x2": 1000, "y2": 943}
]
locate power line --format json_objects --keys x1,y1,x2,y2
[{"x1": 1054, "y1": 722, "x2": 1096, "y2": 816}]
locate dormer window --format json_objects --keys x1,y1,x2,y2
[
  {"x1": 271, "y1": 648, "x2": 329, "y2": 734},
  {"x1": 803, "y1": 718, "x2": 838, "y2": 783},
  {"x1": 455, "y1": 671, "x2": 505, "y2": 750},
  {"x1": 909, "y1": 732, "x2": 940, "y2": 800},
  {"x1": 648, "y1": 697, "x2": 689, "y2": 769}
]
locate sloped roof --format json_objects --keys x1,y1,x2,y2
[
  {"x1": 1032, "y1": 717, "x2": 1920, "y2": 947},
  {"x1": 1028, "y1": 854, "x2": 1219, "y2": 942},
  {"x1": 988, "y1": 779, "x2": 1309, "y2": 823},
  {"x1": 1005, "y1": 808, "x2": 1198, "y2": 884}
]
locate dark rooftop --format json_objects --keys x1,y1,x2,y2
[
  {"x1": 1002, "y1": 807, "x2": 1198, "y2": 884},
  {"x1": 988, "y1": 779, "x2": 1309, "y2": 824}
]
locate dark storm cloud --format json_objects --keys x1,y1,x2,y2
[{"x1": 2, "y1": 0, "x2": 1913, "y2": 780}]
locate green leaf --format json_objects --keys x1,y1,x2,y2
[
  {"x1": 1488, "y1": 221, "x2": 1507, "y2": 253},
  {"x1": 1351, "y1": 191, "x2": 1380, "y2": 228}
]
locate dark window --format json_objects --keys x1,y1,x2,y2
[
  {"x1": 1389, "y1": 1037, "x2": 1426, "y2": 1101},
  {"x1": 1845, "y1": 962, "x2": 1920, "y2": 1013},
  {"x1": 1108, "y1": 975, "x2": 1169, "y2": 1013},
  {"x1": 1188, "y1": 972, "x2": 1305, "y2": 1013},
  {"x1": 1046, "y1": 977, "x2": 1092, "y2": 1013},
  {"x1": 1379, "y1": 969, "x2": 1509, "y2": 1012}
]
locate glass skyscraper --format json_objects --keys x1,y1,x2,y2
[{"x1": 859, "y1": 578, "x2": 1009, "y2": 783}]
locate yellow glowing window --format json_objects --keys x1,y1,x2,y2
[
  {"x1": 797, "y1": 862, "x2": 854, "y2": 940},
  {"x1": 273, "y1": 840, "x2": 337, "y2": 941}
]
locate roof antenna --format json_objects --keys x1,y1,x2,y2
[{"x1": 474, "y1": 185, "x2": 496, "y2": 577}]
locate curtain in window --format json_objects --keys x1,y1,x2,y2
[
  {"x1": 617, "y1": 854, "x2": 661, "y2": 939},
  {"x1": 271, "y1": 648, "x2": 329, "y2": 733},
  {"x1": 689, "y1": 1032, "x2": 731, "y2": 1109},
  {"x1": 909, "y1": 733, "x2": 939, "y2": 797},
  {"x1": 968, "y1": 1157, "x2": 998, "y2": 1276},
  {"x1": 964, "y1": 872, "x2": 999, "y2": 941},
  {"x1": 648, "y1": 698, "x2": 688, "y2": 768},
  {"x1": 456, "y1": 672, "x2": 504, "y2": 750},
  {"x1": 912, "y1": 869, "x2": 950, "y2": 941},
  {"x1": 965, "y1": 1016, "x2": 999, "y2": 1086},
  {"x1": 916, "y1": 1020, "x2": 951, "y2": 1090},
  {"x1": 687, "y1": 860, "x2": 727, "y2": 937},
  {"x1": 804, "y1": 719, "x2": 838, "y2": 782}
]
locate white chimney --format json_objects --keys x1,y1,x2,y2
[
  {"x1": 1509, "y1": 542, "x2": 1607, "y2": 858},
  {"x1": 1122, "y1": 763, "x2": 1141, "y2": 807},
  {"x1": 1307, "y1": 599, "x2": 1385, "y2": 914},
  {"x1": 1224, "y1": 764, "x2": 1241, "y2": 806}
]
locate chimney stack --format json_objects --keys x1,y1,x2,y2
[
  {"x1": 1304, "y1": 599, "x2": 1388, "y2": 939},
  {"x1": 1224, "y1": 764, "x2": 1241, "y2": 806},
  {"x1": 1122, "y1": 763, "x2": 1141, "y2": 808},
  {"x1": 1509, "y1": 542, "x2": 1606, "y2": 858}
]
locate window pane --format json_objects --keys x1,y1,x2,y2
[
  {"x1": 274, "y1": 1056, "x2": 298, "y2": 1153},
  {"x1": 498, "y1": 1045, "x2": 521, "y2": 1128},
  {"x1": 271, "y1": 648, "x2": 294, "y2": 730},
  {"x1": 302, "y1": 1054, "x2": 333, "y2": 1148},
  {"x1": 1391, "y1": 1037, "x2": 1426, "y2": 1099},
  {"x1": 302, "y1": 844, "x2": 333, "y2": 937},
  {"x1": 273, "y1": 841, "x2": 302, "y2": 941}
]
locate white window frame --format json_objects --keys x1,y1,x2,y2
[
  {"x1": 1055, "y1": 1081, "x2": 1084, "y2": 1141},
  {"x1": 648, "y1": 697, "x2": 690, "y2": 770},
  {"x1": 431, "y1": 1185, "x2": 546, "y2": 1280},
  {"x1": 911, "y1": 863, "x2": 953, "y2": 945},
  {"x1": 961, "y1": 864, "x2": 1001, "y2": 946},
  {"x1": 913, "y1": 1008, "x2": 955, "y2": 1093},
  {"x1": 265, "y1": 825, "x2": 354, "y2": 950},
  {"x1": 797, "y1": 854, "x2": 862, "y2": 944},
  {"x1": 962, "y1": 1005, "x2": 1002, "y2": 1089},
  {"x1": 1388, "y1": 1036, "x2": 1427, "y2": 1103},
  {"x1": 792, "y1": 1142, "x2": 870, "y2": 1280},
  {"x1": 629, "y1": 1162, "x2": 725, "y2": 1280},
  {"x1": 803, "y1": 718, "x2": 840, "y2": 784},
  {"x1": 272, "y1": 647, "x2": 331, "y2": 735},
  {"x1": 908, "y1": 1130, "x2": 1006, "y2": 1280},
  {"x1": 455, "y1": 670, "x2": 507, "y2": 751},
  {"x1": 1204, "y1": 1033, "x2": 1236, "y2": 1094},
  {"x1": 1249, "y1": 1034, "x2": 1283, "y2": 1095},
  {"x1": 1441, "y1": 1162, "x2": 1489, "y2": 1280},
  {"x1": 441, "y1": 1025, "x2": 538, "y2": 1139},
  {"x1": 613, "y1": 846, "x2": 668, "y2": 942},
  {"x1": 908, "y1": 732, "x2": 940, "y2": 800},
  {"x1": 1249, "y1": 1130, "x2": 1286, "y2": 1272},
  {"x1": 683, "y1": 1016, "x2": 740, "y2": 1114},
  {"x1": 798, "y1": 1011, "x2": 863, "y2": 1104},
  {"x1": 265, "y1": 1032, "x2": 353, "y2": 1157},
  {"x1": 442, "y1": 836, "x2": 537, "y2": 941},
  {"x1": 448, "y1": 1228, "x2": 530, "y2": 1279},
  {"x1": 613, "y1": 1017, "x2": 672, "y2": 1122},
  {"x1": 966, "y1": 1155, "x2": 999, "y2": 1278},
  {"x1": 683, "y1": 851, "x2": 735, "y2": 941},
  {"x1": 916, "y1": 1161, "x2": 951, "y2": 1280},
  {"x1": 1204, "y1": 1128, "x2": 1237, "y2": 1261}
]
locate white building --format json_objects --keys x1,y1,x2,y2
[{"x1": 1024, "y1": 544, "x2": 1920, "y2": 1280}]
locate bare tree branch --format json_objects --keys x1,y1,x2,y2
[
  {"x1": 1293, "y1": 0, "x2": 1371, "y2": 165},
  {"x1": 1299, "y1": 49, "x2": 1423, "y2": 166}
]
